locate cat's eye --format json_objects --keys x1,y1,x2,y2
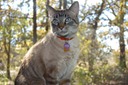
[
  {"x1": 65, "y1": 17, "x2": 72, "y2": 24},
  {"x1": 52, "y1": 19, "x2": 59, "y2": 25}
]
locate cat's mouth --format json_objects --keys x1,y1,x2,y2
[
  {"x1": 57, "y1": 32, "x2": 68, "y2": 37},
  {"x1": 60, "y1": 31, "x2": 68, "y2": 36},
  {"x1": 54, "y1": 31, "x2": 74, "y2": 40},
  {"x1": 54, "y1": 31, "x2": 69, "y2": 38}
]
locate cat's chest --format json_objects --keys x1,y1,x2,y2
[
  {"x1": 42, "y1": 36, "x2": 79, "y2": 60},
  {"x1": 42, "y1": 36, "x2": 79, "y2": 79},
  {"x1": 44, "y1": 39, "x2": 79, "y2": 66},
  {"x1": 44, "y1": 51, "x2": 78, "y2": 79}
]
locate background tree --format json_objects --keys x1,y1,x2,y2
[
  {"x1": 45, "y1": 0, "x2": 50, "y2": 32},
  {"x1": 0, "y1": 0, "x2": 30, "y2": 82},
  {"x1": 116, "y1": 0, "x2": 126, "y2": 69},
  {"x1": 0, "y1": 0, "x2": 128, "y2": 84},
  {"x1": 33, "y1": 0, "x2": 37, "y2": 44},
  {"x1": 63, "y1": 0, "x2": 67, "y2": 9},
  {"x1": 59, "y1": 0, "x2": 62, "y2": 9},
  {"x1": 87, "y1": 0, "x2": 106, "y2": 71},
  {"x1": 106, "y1": 0, "x2": 127, "y2": 69}
]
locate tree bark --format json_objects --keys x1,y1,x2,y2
[
  {"x1": 3, "y1": 12, "x2": 12, "y2": 80},
  {"x1": 88, "y1": 0, "x2": 105, "y2": 71},
  {"x1": 45, "y1": 0, "x2": 50, "y2": 32},
  {"x1": 3, "y1": 33, "x2": 11, "y2": 80},
  {"x1": 119, "y1": 0, "x2": 126, "y2": 69},
  {"x1": 33, "y1": 0, "x2": 37, "y2": 44},
  {"x1": 70, "y1": 0, "x2": 73, "y2": 4},
  {"x1": 119, "y1": 26, "x2": 126, "y2": 68},
  {"x1": 6, "y1": 45, "x2": 11, "y2": 80},
  {"x1": 63, "y1": 0, "x2": 67, "y2": 9},
  {"x1": 59, "y1": 0, "x2": 62, "y2": 9},
  {"x1": 106, "y1": 0, "x2": 127, "y2": 69}
]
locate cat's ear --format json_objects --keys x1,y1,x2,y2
[
  {"x1": 46, "y1": 5, "x2": 56, "y2": 17},
  {"x1": 69, "y1": 1, "x2": 79, "y2": 16}
]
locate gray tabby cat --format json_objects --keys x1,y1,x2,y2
[{"x1": 15, "y1": 1, "x2": 79, "y2": 85}]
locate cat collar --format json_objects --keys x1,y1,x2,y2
[{"x1": 57, "y1": 36, "x2": 73, "y2": 40}]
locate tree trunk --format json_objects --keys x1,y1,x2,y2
[
  {"x1": 7, "y1": 50, "x2": 11, "y2": 80},
  {"x1": 59, "y1": 0, "x2": 62, "y2": 9},
  {"x1": 45, "y1": 0, "x2": 50, "y2": 32},
  {"x1": 70, "y1": 0, "x2": 73, "y2": 4},
  {"x1": 88, "y1": 29, "x2": 96, "y2": 71},
  {"x1": 119, "y1": 26, "x2": 126, "y2": 68},
  {"x1": 118, "y1": 0, "x2": 126, "y2": 69},
  {"x1": 88, "y1": 0, "x2": 105, "y2": 71},
  {"x1": 33, "y1": 0, "x2": 37, "y2": 44},
  {"x1": 3, "y1": 37, "x2": 11, "y2": 80},
  {"x1": 63, "y1": 0, "x2": 67, "y2": 9}
]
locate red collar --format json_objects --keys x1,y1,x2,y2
[{"x1": 57, "y1": 36, "x2": 73, "y2": 40}]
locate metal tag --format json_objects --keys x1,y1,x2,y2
[{"x1": 64, "y1": 42, "x2": 70, "y2": 52}]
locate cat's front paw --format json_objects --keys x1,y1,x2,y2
[{"x1": 60, "y1": 79, "x2": 71, "y2": 85}]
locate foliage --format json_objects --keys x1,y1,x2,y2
[
  {"x1": 0, "y1": 0, "x2": 128, "y2": 84},
  {"x1": 73, "y1": 64, "x2": 127, "y2": 85}
]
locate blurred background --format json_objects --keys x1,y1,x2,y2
[{"x1": 0, "y1": 0, "x2": 128, "y2": 85}]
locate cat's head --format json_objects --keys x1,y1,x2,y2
[{"x1": 47, "y1": 2, "x2": 79, "y2": 39}]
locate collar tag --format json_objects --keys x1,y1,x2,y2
[{"x1": 64, "y1": 42, "x2": 70, "y2": 52}]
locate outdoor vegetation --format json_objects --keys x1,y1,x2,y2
[{"x1": 0, "y1": 0, "x2": 128, "y2": 85}]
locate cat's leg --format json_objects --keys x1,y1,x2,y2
[
  {"x1": 15, "y1": 75, "x2": 46, "y2": 85},
  {"x1": 15, "y1": 74, "x2": 29, "y2": 85},
  {"x1": 15, "y1": 79, "x2": 47, "y2": 85},
  {"x1": 45, "y1": 77, "x2": 60, "y2": 85},
  {"x1": 30, "y1": 78, "x2": 47, "y2": 85},
  {"x1": 60, "y1": 79, "x2": 71, "y2": 85}
]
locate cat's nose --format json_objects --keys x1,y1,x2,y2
[{"x1": 59, "y1": 23, "x2": 65, "y2": 30}]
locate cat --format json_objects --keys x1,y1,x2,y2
[{"x1": 15, "y1": 1, "x2": 79, "y2": 85}]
